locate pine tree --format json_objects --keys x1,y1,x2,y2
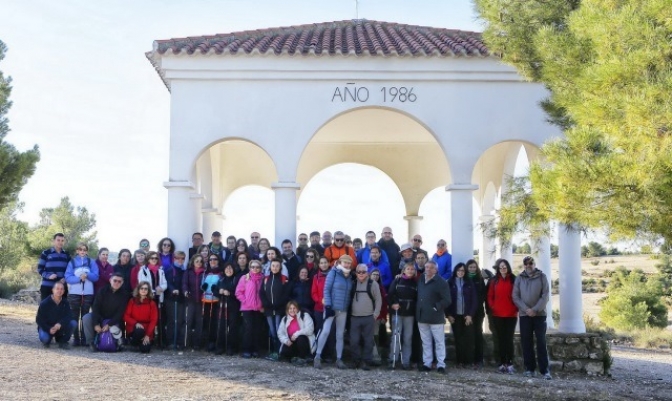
[
  {"x1": 0, "y1": 40, "x2": 39, "y2": 210},
  {"x1": 474, "y1": 0, "x2": 672, "y2": 241}
]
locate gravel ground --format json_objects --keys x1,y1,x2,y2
[{"x1": 1, "y1": 300, "x2": 671, "y2": 401}]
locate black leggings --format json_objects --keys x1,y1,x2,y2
[
  {"x1": 493, "y1": 316, "x2": 517, "y2": 365},
  {"x1": 279, "y1": 335, "x2": 311, "y2": 359},
  {"x1": 241, "y1": 311, "x2": 264, "y2": 354},
  {"x1": 451, "y1": 316, "x2": 475, "y2": 365},
  {"x1": 131, "y1": 327, "x2": 152, "y2": 353}
]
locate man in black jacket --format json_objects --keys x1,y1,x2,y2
[
  {"x1": 36, "y1": 282, "x2": 75, "y2": 349},
  {"x1": 82, "y1": 273, "x2": 129, "y2": 351},
  {"x1": 416, "y1": 260, "x2": 451, "y2": 373},
  {"x1": 377, "y1": 227, "x2": 400, "y2": 273}
]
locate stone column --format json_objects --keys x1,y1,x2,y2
[
  {"x1": 533, "y1": 233, "x2": 555, "y2": 328},
  {"x1": 479, "y1": 215, "x2": 497, "y2": 271},
  {"x1": 202, "y1": 208, "x2": 221, "y2": 238},
  {"x1": 404, "y1": 215, "x2": 423, "y2": 242},
  {"x1": 164, "y1": 181, "x2": 195, "y2": 253},
  {"x1": 272, "y1": 182, "x2": 300, "y2": 249},
  {"x1": 558, "y1": 224, "x2": 586, "y2": 333},
  {"x1": 445, "y1": 184, "x2": 478, "y2": 267},
  {"x1": 190, "y1": 193, "x2": 204, "y2": 235}
]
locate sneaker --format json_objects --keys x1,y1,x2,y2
[
  {"x1": 543, "y1": 372, "x2": 552, "y2": 380},
  {"x1": 498, "y1": 364, "x2": 507, "y2": 373},
  {"x1": 387, "y1": 362, "x2": 396, "y2": 370},
  {"x1": 292, "y1": 358, "x2": 307, "y2": 367},
  {"x1": 313, "y1": 357, "x2": 322, "y2": 369},
  {"x1": 265, "y1": 352, "x2": 279, "y2": 361},
  {"x1": 437, "y1": 367, "x2": 446, "y2": 374},
  {"x1": 523, "y1": 370, "x2": 535, "y2": 378},
  {"x1": 420, "y1": 365, "x2": 431, "y2": 372},
  {"x1": 58, "y1": 342, "x2": 71, "y2": 350},
  {"x1": 507, "y1": 365, "x2": 516, "y2": 375},
  {"x1": 251, "y1": 352, "x2": 259, "y2": 358},
  {"x1": 42, "y1": 342, "x2": 50, "y2": 349},
  {"x1": 241, "y1": 353, "x2": 252, "y2": 359},
  {"x1": 323, "y1": 357, "x2": 334, "y2": 364},
  {"x1": 336, "y1": 359, "x2": 347, "y2": 369},
  {"x1": 359, "y1": 361, "x2": 371, "y2": 371}
]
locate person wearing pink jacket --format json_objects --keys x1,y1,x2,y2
[{"x1": 236, "y1": 259, "x2": 264, "y2": 358}]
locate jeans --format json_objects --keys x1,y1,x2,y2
[
  {"x1": 390, "y1": 314, "x2": 414, "y2": 365},
  {"x1": 418, "y1": 323, "x2": 446, "y2": 369},
  {"x1": 38, "y1": 320, "x2": 76, "y2": 344},
  {"x1": 493, "y1": 316, "x2": 517, "y2": 365},
  {"x1": 519, "y1": 315, "x2": 549, "y2": 374},
  {"x1": 450, "y1": 315, "x2": 475, "y2": 365},
  {"x1": 266, "y1": 314, "x2": 282, "y2": 353},
  {"x1": 349, "y1": 315, "x2": 375, "y2": 362},
  {"x1": 316, "y1": 310, "x2": 347, "y2": 359},
  {"x1": 313, "y1": 310, "x2": 335, "y2": 358}
]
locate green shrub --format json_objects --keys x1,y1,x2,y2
[
  {"x1": 0, "y1": 261, "x2": 39, "y2": 299},
  {"x1": 590, "y1": 259, "x2": 600, "y2": 266},
  {"x1": 630, "y1": 327, "x2": 672, "y2": 349},
  {"x1": 599, "y1": 269, "x2": 668, "y2": 331}
]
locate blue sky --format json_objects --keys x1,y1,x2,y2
[{"x1": 1, "y1": 1, "x2": 487, "y2": 251}]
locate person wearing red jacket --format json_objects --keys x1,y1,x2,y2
[
  {"x1": 487, "y1": 258, "x2": 518, "y2": 374},
  {"x1": 124, "y1": 281, "x2": 158, "y2": 353},
  {"x1": 324, "y1": 231, "x2": 358, "y2": 267}
]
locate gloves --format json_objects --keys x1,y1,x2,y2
[
  {"x1": 211, "y1": 284, "x2": 219, "y2": 293},
  {"x1": 201, "y1": 283, "x2": 208, "y2": 291},
  {"x1": 324, "y1": 306, "x2": 335, "y2": 318}
]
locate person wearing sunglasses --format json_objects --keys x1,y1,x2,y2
[
  {"x1": 432, "y1": 239, "x2": 453, "y2": 280},
  {"x1": 349, "y1": 264, "x2": 382, "y2": 370},
  {"x1": 182, "y1": 255, "x2": 207, "y2": 350},
  {"x1": 487, "y1": 258, "x2": 517, "y2": 374},
  {"x1": 140, "y1": 251, "x2": 168, "y2": 347},
  {"x1": 83, "y1": 273, "x2": 129, "y2": 352},
  {"x1": 157, "y1": 237, "x2": 176, "y2": 269},
  {"x1": 324, "y1": 231, "x2": 358, "y2": 267},
  {"x1": 301, "y1": 248, "x2": 319, "y2": 278},
  {"x1": 124, "y1": 281, "x2": 158, "y2": 353},
  {"x1": 513, "y1": 256, "x2": 552, "y2": 380},
  {"x1": 64, "y1": 242, "x2": 99, "y2": 346},
  {"x1": 235, "y1": 259, "x2": 265, "y2": 358}
]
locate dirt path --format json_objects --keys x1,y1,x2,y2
[{"x1": 1, "y1": 300, "x2": 671, "y2": 401}]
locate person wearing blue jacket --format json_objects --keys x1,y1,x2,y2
[
  {"x1": 357, "y1": 231, "x2": 390, "y2": 265},
  {"x1": 65, "y1": 242, "x2": 99, "y2": 346},
  {"x1": 447, "y1": 262, "x2": 479, "y2": 367},
  {"x1": 313, "y1": 254, "x2": 354, "y2": 370},
  {"x1": 164, "y1": 250, "x2": 186, "y2": 349},
  {"x1": 432, "y1": 239, "x2": 452, "y2": 280},
  {"x1": 365, "y1": 245, "x2": 392, "y2": 289}
]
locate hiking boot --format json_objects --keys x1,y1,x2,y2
[
  {"x1": 523, "y1": 370, "x2": 535, "y2": 378},
  {"x1": 313, "y1": 357, "x2": 322, "y2": 369},
  {"x1": 497, "y1": 364, "x2": 507, "y2": 373},
  {"x1": 336, "y1": 359, "x2": 347, "y2": 369},
  {"x1": 387, "y1": 362, "x2": 396, "y2": 370},
  {"x1": 543, "y1": 372, "x2": 553, "y2": 380},
  {"x1": 506, "y1": 365, "x2": 516, "y2": 374},
  {"x1": 58, "y1": 342, "x2": 71, "y2": 350},
  {"x1": 419, "y1": 365, "x2": 431, "y2": 372},
  {"x1": 42, "y1": 342, "x2": 50, "y2": 349},
  {"x1": 242, "y1": 353, "x2": 252, "y2": 359},
  {"x1": 401, "y1": 364, "x2": 410, "y2": 371},
  {"x1": 437, "y1": 367, "x2": 446, "y2": 375},
  {"x1": 359, "y1": 361, "x2": 371, "y2": 371},
  {"x1": 265, "y1": 352, "x2": 279, "y2": 361},
  {"x1": 291, "y1": 357, "x2": 307, "y2": 367}
]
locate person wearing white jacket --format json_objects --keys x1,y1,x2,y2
[
  {"x1": 65, "y1": 243, "x2": 99, "y2": 346},
  {"x1": 278, "y1": 300, "x2": 315, "y2": 365},
  {"x1": 138, "y1": 252, "x2": 168, "y2": 303}
]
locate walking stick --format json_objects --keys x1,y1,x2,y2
[
  {"x1": 157, "y1": 299, "x2": 163, "y2": 348},
  {"x1": 224, "y1": 295, "x2": 229, "y2": 353},
  {"x1": 392, "y1": 309, "x2": 399, "y2": 368},
  {"x1": 80, "y1": 280, "x2": 85, "y2": 346},
  {"x1": 173, "y1": 297, "x2": 178, "y2": 350},
  {"x1": 216, "y1": 295, "x2": 223, "y2": 348}
]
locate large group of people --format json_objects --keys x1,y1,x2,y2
[{"x1": 35, "y1": 228, "x2": 552, "y2": 379}]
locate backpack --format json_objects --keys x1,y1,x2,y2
[
  {"x1": 350, "y1": 278, "x2": 376, "y2": 310},
  {"x1": 95, "y1": 320, "x2": 121, "y2": 352}
]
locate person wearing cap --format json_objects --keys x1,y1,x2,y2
[
  {"x1": 209, "y1": 231, "x2": 232, "y2": 262},
  {"x1": 324, "y1": 231, "x2": 358, "y2": 267},
  {"x1": 309, "y1": 231, "x2": 325, "y2": 256},
  {"x1": 513, "y1": 256, "x2": 552, "y2": 380},
  {"x1": 313, "y1": 254, "x2": 354, "y2": 370},
  {"x1": 416, "y1": 260, "x2": 451, "y2": 374},
  {"x1": 397, "y1": 243, "x2": 414, "y2": 278},
  {"x1": 83, "y1": 272, "x2": 129, "y2": 352},
  {"x1": 377, "y1": 227, "x2": 401, "y2": 274}
]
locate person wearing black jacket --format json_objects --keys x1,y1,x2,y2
[
  {"x1": 377, "y1": 227, "x2": 401, "y2": 275},
  {"x1": 281, "y1": 239, "x2": 303, "y2": 280},
  {"x1": 466, "y1": 259, "x2": 487, "y2": 367},
  {"x1": 216, "y1": 263, "x2": 241, "y2": 355},
  {"x1": 387, "y1": 262, "x2": 418, "y2": 369},
  {"x1": 36, "y1": 282, "x2": 75, "y2": 348},
  {"x1": 164, "y1": 251, "x2": 186, "y2": 349},
  {"x1": 289, "y1": 266, "x2": 314, "y2": 313},
  {"x1": 113, "y1": 249, "x2": 134, "y2": 295},
  {"x1": 260, "y1": 258, "x2": 289, "y2": 360},
  {"x1": 447, "y1": 263, "x2": 478, "y2": 367},
  {"x1": 83, "y1": 273, "x2": 129, "y2": 351},
  {"x1": 416, "y1": 260, "x2": 451, "y2": 373}
]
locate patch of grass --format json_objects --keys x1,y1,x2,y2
[{"x1": 629, "y1": 327, "x2": 672, "y2": 349}]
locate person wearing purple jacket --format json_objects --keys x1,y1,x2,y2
[
  {"x1": 158, "y1": 237, "x2": 176, "y2": 269},
  {"x1": 182, "y1": 254, "x2": 206, "y2": 350},
  {"x1": 447, "y1": 262, "x2": 479, "y2": 367},
  {"x1": 94, "y1": 248, "x2": 115, "y2": 295}
]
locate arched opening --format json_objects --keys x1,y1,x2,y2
[{"x1": 221, "y1": 185, "x2": 275, "y2": 240}]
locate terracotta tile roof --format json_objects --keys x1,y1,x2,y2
[
  {"x1": 146, "y1": 19, "x2": 489, "y2": 90},
  {"x1": 151, "y1": 19, "x2": 488, "y2": 57}
]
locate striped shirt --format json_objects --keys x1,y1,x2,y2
[{"x1": 37, "y1": 247, "x2": 71, "y2": 288}]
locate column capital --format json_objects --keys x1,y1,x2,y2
[
  {"x1": 164, "y1": 180, "x2": 195, "y2": 190},
  {"x1": 271, "y1": 181, "x2": 301, "y2": 190},
  {"x1": 403, "y1": 215, "x2": 424, "y2": 221},
  {"x1": 445, "y1": 184, "x2": 479, "y2": 192}
]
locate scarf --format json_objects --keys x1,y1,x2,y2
[
  {"x1": 468, "y1": 272, "x2": 477, "y2": 279},
  {"x1": 435, "y1": 248, "x2": 446, "y2": 257}
]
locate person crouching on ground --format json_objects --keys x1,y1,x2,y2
[
  {"x1": 278, "y1": 300, "x2": 316, "y2": 366},
  {"x1": 36, "y1": 281, "x2": 76, "y2": 349},
  {"x1": 83, "y1": 272, "x2": 129, "y2": 352},
  {"x1": 124, "y1": 281, "x2": 158, "y2": 353},
  {"x1": 349, "y1": 264, "x2": 382, "y2": 370}
]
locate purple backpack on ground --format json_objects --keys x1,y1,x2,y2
[{"x1": 96, "y1": 320, "x2": 120, "y2": 352}]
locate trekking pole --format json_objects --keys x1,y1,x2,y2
[
  {"x1": 80, "y1": 280, "x2": 85, "y2": 346},
  {"x1": 173, "y1": 297, "x2": 178, "y2": 350},
  {"x1": 200, "y1": 299, "x2": 206, "y2": 350},
  {"x1": 392, "y1": 309, "x2": 399, "y2": 368},
  {"x1": 216, "y1": 295, "x2": 223, "y2": 348},
  {"x1": 207, "y1": 298, "x2": 214, "y2": 349},
  {"x1": 158, "y1": 300, "x2": 164, "y2": 349},
  {"x1": 224, "y1": 295, "x2": 229, "y2": 353}
]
